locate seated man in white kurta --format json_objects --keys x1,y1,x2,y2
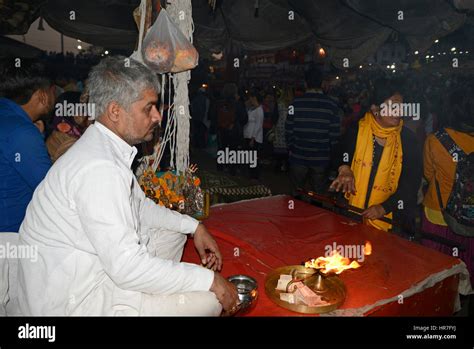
[{"x1": 17, "y1": 56, "x2": 238, "y2": 316}]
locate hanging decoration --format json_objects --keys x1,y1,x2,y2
[
  {"x1": 131, "y1": 0, "x2": 197, "y2": 175},
  {"x1": 158, "y1": 0, "x2": 195, "y2": 173},
  {"x1": 142, "y1": 8, "x2": 199, "y2": 74},
  {"x1": 208, "y1": 0, "x2": 217, "y2": 11},
  {"x1": 132, "y1": 0, "x2": 205, "y2": 219}
]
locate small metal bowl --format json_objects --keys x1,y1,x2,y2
[{"x1": 227, "y1": 274, "x2": 258, "y2": 316}]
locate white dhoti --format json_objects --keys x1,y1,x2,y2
[{"x1": 134, "y1": 228, "x2": 222, "y2": 317}]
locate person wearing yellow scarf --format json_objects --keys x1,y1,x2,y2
[
  {"x1": 348, "y1": 111, "x2": 403, "y2": 230},
  {"x1": 329, "y1": 75, "x2": 422, "y2": 232}
]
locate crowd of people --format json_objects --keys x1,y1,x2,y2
[
  {"x1": 190, "y1": 65, "x2": 474, "y2": 285},
  {"x1": 0, "y1": 53, "x2": 472, "y2": 315},
  {"x1": 190, "y1": 81, "x2": 294, "y2": 179}
]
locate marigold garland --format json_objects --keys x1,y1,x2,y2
[{"x1": 138, "y1": 167, "x2": 204, "y2": 217}]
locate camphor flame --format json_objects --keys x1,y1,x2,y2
[
  {"x1": 305, "y1": 241, "x2": 372, "y2": 275},
  {"x1": 364, "y1": 241, "x2": 372, "y2": 256}
]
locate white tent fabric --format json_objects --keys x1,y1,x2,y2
[
  {"x1": 1, "y1": 0, "x2": 471, "y2": 66},
  {"x1": 192, "y1": 0, "x2": 467, "y2": 66},
  {"x1": 7, "y1": 18, "x2": 91, "y2": 54}
]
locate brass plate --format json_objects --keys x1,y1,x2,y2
[{"x1": 264, "y1": 265, "x2": 346, "y2": 314}]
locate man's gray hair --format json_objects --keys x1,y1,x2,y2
[{"x1": 86, "y1": 55, "x2": 160, "y2": 120}]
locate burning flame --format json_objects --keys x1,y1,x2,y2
[
  {"x1": 365, "y1": 241, "x2": 372, "y2": 256},
  {"x1": 305, "y1": 241, "x2": 372, "y2": 275}
]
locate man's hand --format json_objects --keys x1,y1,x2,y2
[
  {"x1": 193, "y1": 224, "x2": 222, "y2": 271},
  {"x1": 362, "y1": 204, "x2": 386, "y2": 220},
  {"x1": 210, "y1": 272, "x2": 239, "y2": 314},
  {"x1": 329, "y1": 165, "x2": 356, "y2": 194}
]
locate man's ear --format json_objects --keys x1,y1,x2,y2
[
  {"x1": 40, "y1": 89, "x2": 52, "y2": 106},
  {"x1": 106, "y1": 101, "x2": 121, "y2": 122},
  {"x1": 29, "y1": 89, "x2": 45, "y2": 106}
]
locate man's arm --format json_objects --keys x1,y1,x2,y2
[
  {"x1": 73, "y1": 162, "x2": 214, "y2": 295},
  {"x1": 328, "y1": 104, "x2": 342, "y2": 171},
  {"x1": 244, "y1": 109, "x2": 255, "y2": 140},
  {"x1": 9, "y1": 125, "x2": 51, "y2": 189},
  {"x1": 135, "y1": 179, "x2": 199, "y2": 235},
  {"x1": 135, "y1": 177, "x2": 224, "y2": 271},
  {"x1": 253, "y1": 107, "x2": 264, "y2": 140},
  {"x1": 329, "y1": 105, "x2": 341, "y2": 148},
  {"x1": 285, "y1": 102, "x2": 295, "y2": 150}
]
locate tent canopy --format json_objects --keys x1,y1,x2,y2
[
  {"x1": 1, "y1": 0, "x2": 472, "y2": 66},
  {"x1": 0, "y1": 36, "x2": 44, "y2": 58}
]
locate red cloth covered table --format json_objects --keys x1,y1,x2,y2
[{"x1": 182, "y1": 196, "x2": 468, "y2": 316}]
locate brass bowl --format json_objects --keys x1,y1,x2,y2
[
  {"x1": 264, "y1": 265, "x2": 346, "y2": 314},
  {"x1": 227, "y1": 275, "x2": 258, "y2": 316}
]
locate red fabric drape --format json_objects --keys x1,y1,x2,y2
[{"x1": 183, "y1": 196, "x2": 462, "y2": 316}]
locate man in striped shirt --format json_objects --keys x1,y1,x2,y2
[{"x1": 285, "y1": 66, "x2": 340, "y2": 194}]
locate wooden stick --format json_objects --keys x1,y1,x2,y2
[
  {"x1": 295, "y1": 189, "x2": 466, "y2": 251},
  {"x1": 302, "y1": 189, "x2": 393, "y2": 225}
]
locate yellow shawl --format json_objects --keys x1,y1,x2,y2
[{"x1": 347, "y1": 112, "x2": 403, "y2": 231}]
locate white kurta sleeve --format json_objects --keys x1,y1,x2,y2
[
  {"x1": 253, "y1": 107, "x2": 264, "y2": 140},
  {"x1": 246, "y1": 109, "x2": 257, "y2": 139},
  {"x1": 72, "y1": 162, "x2": 214, "y2": 295}
]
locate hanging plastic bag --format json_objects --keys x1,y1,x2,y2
[
  {"x1": 142, "y1": 8, "x2": 199, "y2": 73},
  {"x1": 129, "y1": 0, "x2": 147, "y2": 64}
]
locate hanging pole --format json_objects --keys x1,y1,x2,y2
[{"x1": 254, "y1": 0, "x2": 259, "y2": 18}]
